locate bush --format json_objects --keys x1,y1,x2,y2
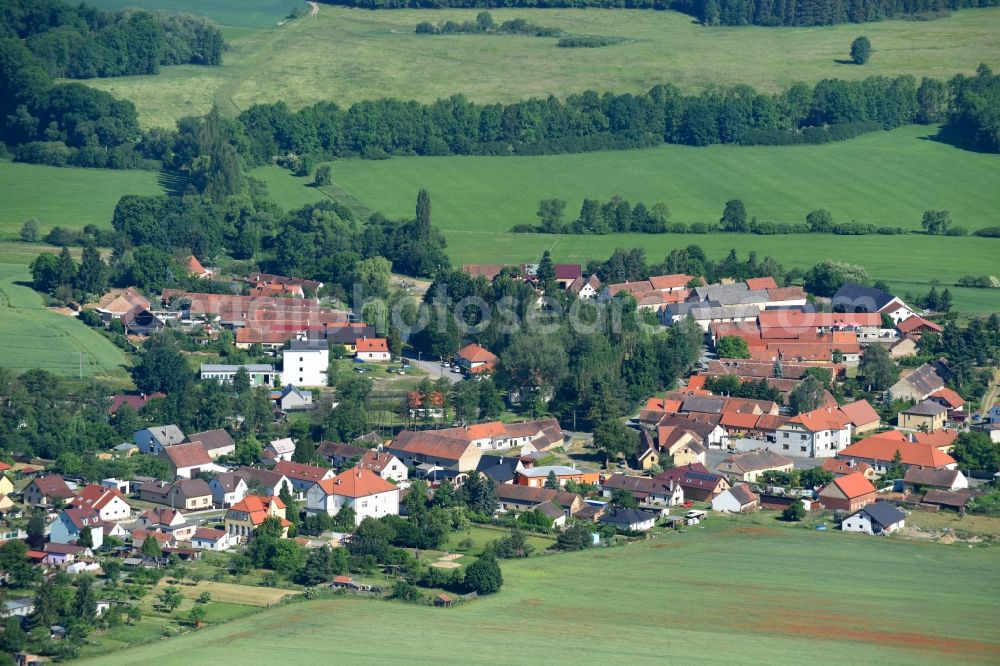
[
  {"x1": 556, "y1": 36, "x2": 619, "y2": 48},
  {"x1": 973, "y1": 226, "x2": 1000, "y2": 238}
]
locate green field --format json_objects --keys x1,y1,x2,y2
[
  {"x1": 84, "y1": 6, "x2": 1000, "y2": 129},
  {"x1": 83, "y1": 0, "x2": 305, "y2": 29},
  {"x1": 0, "y1": 264, "x2": 129, "y2": 379},
  {"x1": 0, "y1": 161, "x2": 164, "y2": 240},
  {"x1": 259, "y1": 125, "x2": 1000, "y2": 312},
  {"x1": 79, "y1": 521, "x2": 1000, "y2": 665}
]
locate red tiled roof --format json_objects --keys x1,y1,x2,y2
[
  {"x1": 822, "y1": 459, "x2": 872, "y2": 476},
  {"x1": 162, "y1": 441, "x2": 212, "y2": 470},
  {"x1": 837, "y1": 400, "x2": 881, "y2": 427},
  {"x1": 785, "y1": 406, "x2": 852, "y2": 433},
  {"x1": 913, "y1": 428, "x2": 959, "y2": 450},
  {"x1": 554, "y1": 264, "x2": 582, "y2": 281},
  {"x1": 356, "y1": 338, "x2": 388, "y2": 353},
  {"x1": 745, "y1": 277, "x2": 778, "y2": 290},
  {"x1": 192, "y1": 527, "x2": 226, "y2": 540},
  {"x1": 929, "y1": 388, "x2": 964, "y2": 409},
  {"x1": 825, "y1": 472, "x2": 876, "y2": 499},
  {"x1": 31, "y1": 475, "x2": 75, "y2": 500},
  {"x1": 70, "y1": 484, "x2": 127, "y2": 511},
  {"x1": 273, "y1": 461, "x2": 332, "y2": 483},
  {"x1": 457, "y1": 343, "x2": 498, "y2": 364},
  {"x1": 838, "y1": 435, "x2": 956, "y2": 468},
  {"x1": 897, "y1": 315, "x2": 943, "y2": 334},
  {"x1": 228, "y1": 495, "x2": 286, "y2": 526},
  {"x1": 316, "y1": 467, "x2": 397, "y2": 498}
]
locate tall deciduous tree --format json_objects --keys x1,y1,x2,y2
[
  {"x1": 720, "y1": 199, "x2": 748, "y2": 232},
  {"x1": 594, "y1": 419, "x2": 638, "y2": 465},
  {"x1": 787, "y1": 375, "x2": 825, "y2": 415},
  {"x1": 859, "y1": 343, "x2": 898, "y2": 391},
  {"x1": 716, "y1": 335, "x2": 750, "y2": 359}
]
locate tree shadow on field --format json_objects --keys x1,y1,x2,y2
[
  {"x1": 833, "y1": 59, "x2": 856, "y2": 65},
  {"x1": 158, "y1": 171, "x2": 188, "y2": 197},
  {"x1": 917, "y1": 126, "x2": 996, "y2": 154}
]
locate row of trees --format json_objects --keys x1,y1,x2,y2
[
  {"x1": 416, "y1": 11, "x2": 560, "y2": 35},
  {"x1": 234, "y1": 74, "x2": 947, "y2": 166},
  {"x1": 677, "y1": 0, "x2": 991, "y2": 26},
  {"x1": 2, "y1": 0, "x2": 223, "y2": 78}
]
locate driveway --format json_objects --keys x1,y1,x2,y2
[{"x1": 402, "y1": 353, "x2": 462, "y2": 384}]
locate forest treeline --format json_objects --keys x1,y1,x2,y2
[
  {"x1": 318, "y1": 0, "x2": 996, "y2": 26},
  {"x1": 232, "y1": 68, "x2": 998, "y2": 164},
  {"x1": 1, "y1": 0, "x2": 224, "y2": 78}
]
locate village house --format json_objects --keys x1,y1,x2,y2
[
  {"x1": 837, "y1": 400, "x2": 882, "y2": 436},
  {"x1": 902, "y1": 468, "x2": 969, "y2": 492},
  {"x1": 715, "y1": 449, "x2": 794, "y2": 482},
  {"x1": 22, "y1": 475, "x2": 76, "y2": 507},
  {"x1": 567, "y1": 274, "x2": 602, "y2": 299},
  {"x1": 160, "y1": 441, "x2": 217, "y2": 479},
  {"x1": 890, "y1": 361, "x2": 950, "y2": 402},
  {"x1": 386, "y1": 431, "x2": 484, "y2": 472},
  {"x1": 209, "y1": 473, "x2": 249, "y2": 508},
  {"x1": 832, "y1": 284, "x2": 915, "y2": 324},
  {"x1": 817, "y1": 472, "x2": 877, "y2": 512},
  {"x1": 49, "y1": 508, "x2": 106, "y2": 548},
  {"x1": 305, "y1": 467, "x2": 400, "y2": 526},
  {"x1": 281, "y1": 339, "x2": 329, "y2": 387},
  {"x1": 515, "y1": 465, "x2": 600, "y2": 488},
  {"x1": 93, "y1": 287, "x2": 150, "y2": 320},
  {"x1": 132, "y1": 529, "x2": 174, "y2": 552},
  {"x1": 69, "y1": 484, "x2": 131, "y2": 522},
  {"x1": 316, "y1": 442, "x2": 368, "y2": 467},
  {"x1": 456, "y1": 343, "x2": 499, "y2": 375},
  {"x1": 655, "y1": 464, "x2": 730, "y2": 501},
  {"x1": 135, "y1": 507, "x2": 196, "y2": 541},
  {"x1": 191, "y1": 527, "x2": 233, "y2": 551},
  {"x1": 359, "y1": 449, "x2": 408, "y2": 483},
  {"x1": 896, "y1": 315, "x2": 943, "y2": 339},
  {"x1": 495, "y1": 485, "x2": 583, "y2": 515},
  {"x1": 927, "y1": 387, "x2": 965, "y2": 413},
  {"x1": 225, "y1": 495, "x2": 291, "y2": 541},
  {"x1": 600, "y1": 508, "x2": 659, "y2": 532},
  {"x1": 836, "y1": 432, "x2": 957, "y2": 473},
  {"x1": 107, "y1": 392, "x2": 166, "y2": 415},
  {"x1": 120, "y1": 305, "x2": 164, "y2": 335},
  {"x1": 272, "y1": 460, "x2": 336, "y2": 497},
  {"x1": 43, "y1": 542, "x2": 91, "y2": 567},
  {"x1": 134, "y1": 425, "x2": 185, "y2": 455},
  {"x1": 262, "y1": 438, "x2": 296, "y2": 463},
  {"x1": 601, "y1": 475, "x2": 685, "y2": 507},
  {"x1": 842, "y1": 501, "x2": 907, "y2": 535},
  {"x1": 138, "y1": 479, "x2": 214, "y2": 510},
  {"x1": 355, "y1": 338, "x2": 391, "y2": 362},
  {"x1": 233, "y1": 467, "x2": 292, "y2": 496},
  {"x1": 711, "y1": 484, "x2": 760, "y2": 513},
  {"x1": 276, "y1": 384, "x2": 314, "y2": 411},
  {"x1": 898, "y1": 400, "x2": 949, "y2": 432},
  {"x1": 184, "y1": 429, "x2": 236, "y2": 459},
  {"x1": 774, "y1": 406, "x2": 853, "y2": 457}
]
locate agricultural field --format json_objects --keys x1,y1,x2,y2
[
  {"x1": 259, "y1": 126, "x2": 1000, "y2": 311},
  {"x1": 80, "y1": 520, "x2": 1000, "y2": 665},
  {"x1": 0, "y1": 263, "x2": 129, "y2": 379},
  {"x1": 0, "y1": 161, "x2": 164, "y2": 241},
  {"x1": 83, "y1": 6, "x2": 1000, "y2": 129}
]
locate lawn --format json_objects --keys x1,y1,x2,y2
[
  {"x1": 0, "y1": 263, "x2": 129, "y2": 379},
  {"x1": 168, "y1": 579, "x2": 301, "y2": 606},
  {"x1": 79, "y1": 520, "x2": 1000, "y2": 665},
  {"x1": 0, "y1": 161, "x2": 164, "y2": 240},
  {"x1": 83, "y1": 6, "x2": 1000, "y2": 129}
]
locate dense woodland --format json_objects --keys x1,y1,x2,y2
[
  {"x1": 319, "y1": 0, "x2": 997, "y2": 26},
  {"x1": 1, "y1": 0, "x2": 224, "y2": 78}
]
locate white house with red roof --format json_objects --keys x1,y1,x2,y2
[
  {"x1": 456, "y1": 343, "x2": 498, "y2": 375},
  {"x1": 70, "y1": 484, "x2": 131, "y2": 523},
  {"x1": 272, "y1": 460, "x2": 336, "y2": 497},
  {"x1": 22, "y1": 475, "x2": 76, "y2": 507},
  {"x1": 355, "y1": 337, "x2": 391, "y2": 362},
  {"x1": 305, "y1": 467, "x2": 399, "y2": 526},
  {"x1": 191, "y1": 527, "x2": 233, "y2": 551},
  {"x1": 359, "y1": 449, "x2": 408, "y2": 483},
  {"x1": 775, "y1": 406, "x2": 853, "y2": 457}
]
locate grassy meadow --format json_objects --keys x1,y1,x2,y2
[
  {"x1": 0, "y1": 161, "x2": 164, "y2": 240},
  {"x1": 0, "y1": 264, "x2": 128, "y2": 379},
  {"x1": 258, "y1": 126, "x2": 1000, "y2": 311},
  {"x1": 82, "y1": 0, "x2": 306, "y2": 29},
  {"x1": 83, "y1": 6, "x2": 1000, "y2": 129},
  {"x1": 78, "y1": 520, "x2": 1000, "y2": 665}
]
